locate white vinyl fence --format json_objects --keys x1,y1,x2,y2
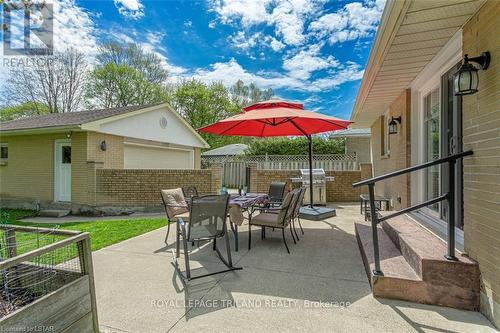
[{"x1": 202, "y1": 154, "x2": 358, "y2": 187}]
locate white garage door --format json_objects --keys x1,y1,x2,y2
[{"x1": 124, "y1": 144, "x2": 194, "y2": 169}]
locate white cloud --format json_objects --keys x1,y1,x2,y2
[
  {"x1": 269, "y1": 37, "x2": 286, "y2": 51},
  {"x1": 51, "y1": 0, "x2": 100, "y2": 57},
  {"x1": 283, "y1": 44, "x2": 339, "y2": 79},
  {"x1": 229, "y1": 32, "x2": 286, "y2": 53},
  {"x1": 229, "y1": 31, "x2": 262, "y2": 50},
  {"x1": 211, "y1": 0, "x2": 325, "y2": 47},
  {"x1": 309, "y1": 0, "x2": 384, "y2": 44},
  {"x1": 191, "y1": 58, "x2": 363, "y2": 92},
  {"x1": 114, "y1": 0, "x2": 144, "y2": 20},
  {"x1": 211, "y1": 0, "x2": 273, "y2": 26},
  {"x1": 270, "y1": 0, "x2": 320, "y2": 46},
  {"x1": 311, "y1": 62, "x2": 365, "y2": 90}
]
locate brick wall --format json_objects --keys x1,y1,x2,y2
[
  {"x1": 87, "y1": 131, "x2": 124, "y2": 168},
  {"x1": 462, "y1": 1, "x2": 500, "y2": 327},
  {"x1": 370, "y1": 89, "x2": 411, "y2": 209},
  {"x1": 94, "y1": 166, "x2": 222, "y2": 207},
  {"x1": 249, "y1": 164, "x2": 372, "y2": 202}
]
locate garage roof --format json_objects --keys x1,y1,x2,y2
[{"x1": 0, "y1": 104, "x2": 161, "y2": 131}]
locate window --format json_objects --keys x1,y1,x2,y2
[
  {"x1": 0, "y1": 143, "x2": 8, "y2": 162},
  {"x1": 62, "y1": 146, "x2": 71, "y2": 164},
  {"x1": 381, "y1": 112, "x2": 390, "y2": 156}
]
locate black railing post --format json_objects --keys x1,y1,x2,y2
[
  {"x1": 368, "y1": 183, "x2": 383, "y2": 276},
  {"x1": 445, "y1": 159, "x2": 457, "y2": 261}
]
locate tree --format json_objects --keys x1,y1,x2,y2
[
  {"x1": 169, "y1": 79, "x2": 243, "y2": 148},
  {"x1": 230, "y1": 80, "x2": 274, "y2": 108},
  {"x1": 4, "y1": 48, "x2": 87, "y2": 113},
  {"x1": 96, "y1": 42, "x2": 168, "y2": 85},
  {"x1": 85, "y1": 42, "x2": 169, "y2": 108},
  {"x1": 0, "y1": 102, "x2": 49, "y2": 121},
  {"x1": 245, "y1": 137, "x2": 345, "y2": 155},
  {"x1": 85, "y1": 63, "x2": 169, "y2": 108}
]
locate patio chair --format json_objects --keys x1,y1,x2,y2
[
  {"x1": 267, "y1": 181, "x2": 287, "y2": 207},
  {"x1": 160, "y1": 188, "x2": 190, "y2": 245},
  {"x1": 174, "y1": 194, "x2": 242, "y2": 281},
  {"x1": 248, "y1": 189, "x2": 299, "y2": 254},
  {"x1": 182, "y1": 186, "x2": 199, "y2": 200},
  {"x1": 292, "y1": 187, "x2": 306, "y2": 236}
]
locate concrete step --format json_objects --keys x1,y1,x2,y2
[
  {"x1": 355, "y1": 215, "x2": 480, "y2": 311},
  {"x1": 39, "y1": 209, "x2": 71, "y2": 218}
]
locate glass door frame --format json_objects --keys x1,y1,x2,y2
[{"x1": 409, "y1": 30, "x2": 464, "y2": 249}]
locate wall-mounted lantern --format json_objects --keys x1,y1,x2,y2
[
  {"x1": 388, "y1": 116, "x2": 401, "y2": 135},
  {"x1": 454, "y1": 51, "x2": 490, "y2": 96},
  {"x1": 100, "y1": 140, "x2": 107, "y2": 151}
]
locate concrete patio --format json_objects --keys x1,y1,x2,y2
[{"x1": 92, "y1": 203, "x2": 497, "y2": 333}]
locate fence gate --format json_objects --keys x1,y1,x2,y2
[{"x1": 222, "y1": 161, "x2": 247, "y2": 188}]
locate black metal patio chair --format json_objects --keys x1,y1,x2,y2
[
  {"x1": 248, "y1": 189, "x2": 299, "y2": 253},
  {"x1": 267, "y1": 181, "x2": 287, "y2": 207},
  {"x1": 174, "y1": 194, "x2": 242, "y2": 282},
  {"x1": 182, "y1": 186, "x2": 199, "y2": 200}
]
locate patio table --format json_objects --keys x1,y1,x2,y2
[{"x1": 228, "y1": 193, "x2": 269, "y2": 251}]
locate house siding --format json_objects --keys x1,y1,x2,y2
[
  {"x1": 462, "y1": 1, "x2": 500, "y2": 327},
  {"x1": 0, "y1": 133, "x2": 81, "y2": 204},
  {"x1": 346, "y1": 137, "x2": 371, "y2": 163},
  {"x1": 370, "y1": 89, "x2": 412, "y2": 210}
]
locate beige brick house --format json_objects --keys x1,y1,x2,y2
[
  {"x1": 351, "y1": 0, "x2": 499, "y2": 327},
  {"x1": 0, "y1": 103, "x2": 211, "y2": 212}
]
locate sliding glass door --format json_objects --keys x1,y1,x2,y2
[{"x1": 423, "y1": 88, "x2": 441, "y2": 216}]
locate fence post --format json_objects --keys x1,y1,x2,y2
[
  {"x1": 5, "y1": 229, "x2": 17, "y2": 258},
  {"x1": 81, "y1": 234, "x2": 100, "y2": 332}
]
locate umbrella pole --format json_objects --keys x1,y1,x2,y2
[{"x1": 307, "y1": 135, "x2": 314, "y2": 209}]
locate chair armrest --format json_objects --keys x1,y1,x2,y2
[
  {"x1": 254, "y1": 206, "x2": 284, "y2": 212},
  {"x1": 165, "y1": 204, "x2": 189, "y2": 209}
]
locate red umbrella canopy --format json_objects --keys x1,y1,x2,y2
[{"x1": 199, "y1": 99, "x2": 352, "y2": 137}]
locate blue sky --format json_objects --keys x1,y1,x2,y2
[{"x1": 1, "y1": 0, "x2": 385, "y2": 119}]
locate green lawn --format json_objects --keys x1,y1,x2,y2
[{"x1": 0, "y1": 209, "x2": 167, "y2": 255}]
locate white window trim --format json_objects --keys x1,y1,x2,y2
[
  {"x1": 409, "y1": 30, "x2": 464, "y2": 248},
  {"x1": 382, "y1": 109, "x2": 391, "y2": 157}
]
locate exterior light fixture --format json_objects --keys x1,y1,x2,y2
[
  {"x1": 388, "y1": 116, "x2": 401, "y2": 135},
  {"x1": 100, "y1": 140, "x2": 107, "y2": 151},
  {"x1": 454, "y1": 51, "x2": 490, "y2": 96}
]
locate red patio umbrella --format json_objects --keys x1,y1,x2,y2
[{"x1": 199, "y1": 99, "x2": 352, "y2": 213}]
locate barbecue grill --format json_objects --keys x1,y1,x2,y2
[{"x1": 290, "y1": 169, "x2": 334, "y2": 205}]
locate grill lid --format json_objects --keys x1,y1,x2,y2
[{"x1": 299, "y1": 168, "x2": 326, "y2": 177}]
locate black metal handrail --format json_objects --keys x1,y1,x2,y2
[{"x1": 353, "y1": 150, "x2": 473, "y2": 276}]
